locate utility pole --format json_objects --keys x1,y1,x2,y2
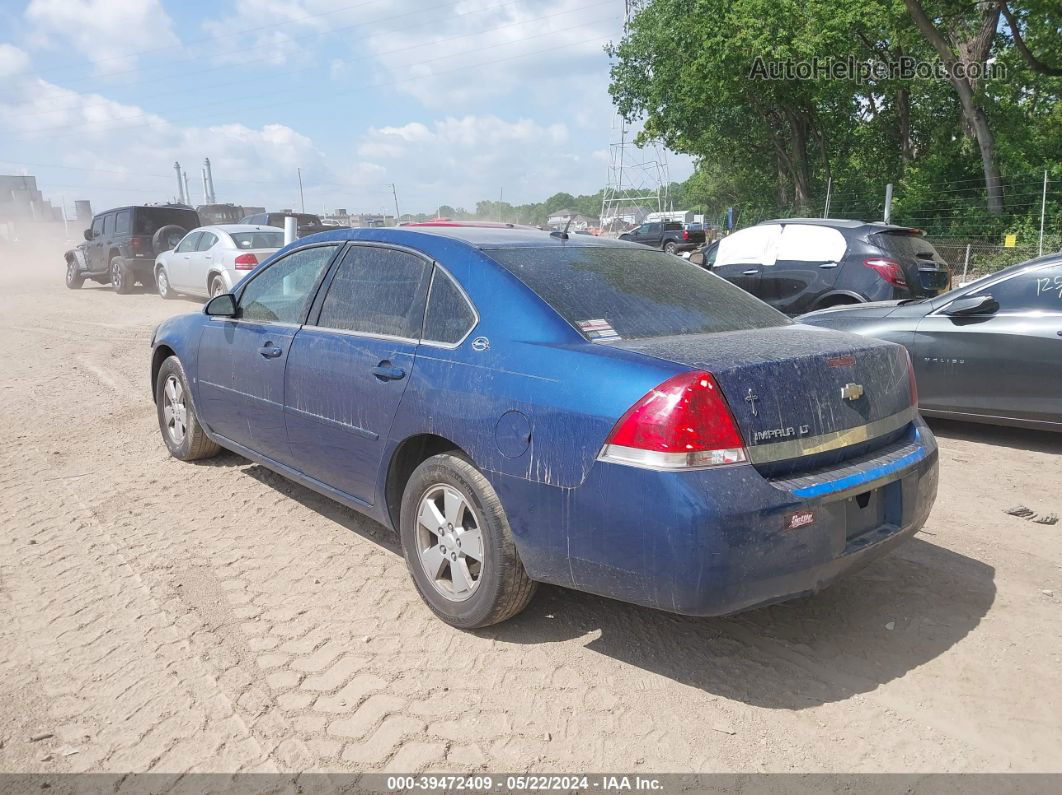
[
  {"x1": 174, "y1": 161, "x2": 186, "y2": 204},
  {"x1": 389, "y1": 183, "x2": 400, "y2": 221},
  {"x1": 1039, "y1": 170, "x2": 1048, "y2": 257},
  {"x1": 883, "y1": 183, "x2": 893, "y2": 224},
  {"x1": 297, "y1": 168, "x2": 306, "y2": 213}
]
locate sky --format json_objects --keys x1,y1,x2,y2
[{"x1": 0, "y1": 0, "x2": 693, "y2": 217}]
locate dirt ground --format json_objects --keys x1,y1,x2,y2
[{"x1": 0, "y1": 234, "x2": 1060, "y2": 775}]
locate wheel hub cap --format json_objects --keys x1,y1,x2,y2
[
  {"x1": 162, "y1": 374, "x2": 187, "y2": 445},
  {"x1": 416, "y1": 484, "x2": 484, "y2": 602}
]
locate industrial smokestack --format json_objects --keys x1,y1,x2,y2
[
  {"x1": 183, "y1": 170, "x2": 191, "y2": 206},
  {"x1": 174, "y1": 161, "x2": 186, "y2": 204},
  {"x1": 204, "y1": 158, "x2": 217, "y2": 205},
  {"x1": 202, "y1": 166, "x2": 210, "y2": 206}
]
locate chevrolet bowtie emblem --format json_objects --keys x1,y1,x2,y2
[{"x1": 841, "y1": 382, "x2": 864, "y2": 401}]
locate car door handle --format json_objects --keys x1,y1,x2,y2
[
  {"x1": 372, "y1": 362, "x2": 406, "y2": 381},
  {"x1": 743, "y1": 269, "x2": 758, "y2": 276},
  {"x1": 258, "y1": 342, "x2": 283, "y2": 359},
  {"x1": 819, "y1": 263, "x2": 838, "y2": 269}
]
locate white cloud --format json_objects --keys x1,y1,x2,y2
[
  {"x1": 358, "y1": 0, "x2": 623, "y2": 108},
  {"x1": 0, "y1": 44, "x2": 30, "y2": 78},
  {"x1": 24, "y1": 0, "x2": 179, "y2": 73}
]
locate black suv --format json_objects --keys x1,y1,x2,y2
[
  {"x1": 66, "y1": 205, "x2": 201, "y2": 293},
  {"x1": 691, "y1": 218, "x2": 950, "y2": 315},
  {"x1": 239, "y1": 211, "x2": 332, "y2": 238}
]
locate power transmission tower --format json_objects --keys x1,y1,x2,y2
[{"x1": 600, "y1": 1, "x2": 670, "y2": 233}]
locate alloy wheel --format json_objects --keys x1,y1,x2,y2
[
  {"x1": 157, "y1": 268, "x2": 169, "y2": 297},
  {"x1": 111, "y1": 262, "x2": 122, "y2": 291},
  {"x1": 415, "y1": 484, "x2": 484, "y2": 602},
  {"x1": 162, "y1": 374, "x2": 188, "y2": 446}
]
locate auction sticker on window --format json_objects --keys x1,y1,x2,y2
[{"x1": 577, "y1": 318, "x2": 620, "y2": 341}]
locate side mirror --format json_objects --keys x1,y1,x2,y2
[
  {"x1": 689, "y1": 249, "x2": 706, "y2": 267},
  {"x1": 943, "y1": 294, "x2": 997, "y2": 316},
  {"x1": 204, "y1": 293, "x2": 237, "y2": 318},
  {"x1": 83, "y1": 229, "x2": 93, "y2": 241}
]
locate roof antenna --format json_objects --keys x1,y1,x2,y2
[{"x1": 550, "y1": 216, "x2": 573, "y2": 240}]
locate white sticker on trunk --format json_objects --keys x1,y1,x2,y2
[{"x1": 577, "y1": 318, "x2": 621, "y2": 341}]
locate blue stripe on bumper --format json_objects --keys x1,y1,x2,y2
[{"x1": 791, "y1": 444, "x2": 927, "y2": 499}]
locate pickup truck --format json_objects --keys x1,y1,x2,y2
[
  {"x1": 618, "y1": 221, "x2": 705, "y2": 254},
  {"x1": 239, "y1": 211, "x2": 334, "y2": 238}
]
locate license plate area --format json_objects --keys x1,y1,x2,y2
[{"x1": 845, "y1": 487, "x2": 886, "y2": 541}]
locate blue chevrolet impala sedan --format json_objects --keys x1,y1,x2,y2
[{"x1": 150, "y1": 223, "x2": 939, "y2": 627}]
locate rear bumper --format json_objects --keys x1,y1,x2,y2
[{"x1": 492, "y1": 418, "x2": 938, "y2": 616}]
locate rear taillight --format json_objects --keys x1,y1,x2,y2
[
  {"x1": 863, "y1": 258, "x2": 907, "y2": 287},
  {"x1": 682, "y1": 229, "x2": 689, "y2": 241},
  {"x1": 904, "y1": 349, "x2": 919, "y2": 407},
  {"x1": 131, "y1": 236, "x2": 144, "y2": 255},
  {"x1": 234, "y1": 253, "x2": 258, "y2": 270},
  {"x1": 599, "y1": 371, "x2": 747, "y2": 469}
]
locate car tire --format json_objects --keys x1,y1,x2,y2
[
  {"x1": 155, "y1": 356, "x2": 221, "y2": 461},
  {"x1": 156, "y1": 266, "x2": 176, "y2": 299},
  {"x1": 664, "y1": 241, "x2": 677, "y2": 255},
  {"x1": 209, "y1": 275, "x2": 226, "y2": 299},
  {"x1": 110, "y1": 256, "x2": 132, "y2": 294},
  {"x1": 400, "y1": 453, "x2": 536, "y2": 628},
  {"x1": 65, "y1": 258, "x2": 84, "y2": 289}
]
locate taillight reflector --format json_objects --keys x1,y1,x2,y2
[
  {"x1": 863, "y1": 257, "x2": 906, "y2": 287},
  {"x1": 599, "y1": 371, "x2": 747, "y2": 469},
  {"x1": 234, "y1": 253, "x2": 258, "y2": 270}
]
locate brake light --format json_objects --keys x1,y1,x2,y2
[
  {"x1": 863, "y1": 257, "x2": 906, "y2": 287},
  {"x1": 600, "y1": 371, "x2": 747, "y2": 469},
  {"x1": 682, "y1": 229, "x2": 689, "y2": 241},
  {"x1": 131, "y1": 236, "x2": 144, "y2": 256},
  {"x1": 904, "y1": 349, "x2": 919, "y2": 407},
  {"x1": 234, "y1": 253, "x2": 258, "y2": 270}
]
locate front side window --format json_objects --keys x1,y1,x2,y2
[
  {"x1": 102, "y1": 214, "x2": 114, "y2": 236},
  {"x1": 972, "y1": 264, "x2": 1062, "y2": 313},
  {"x1": 175, "y1": 232, "x2": 201, "y2": 253},
  {"x1": 423, "y1": 268, "x2": 476, "y2": 345},
  {"x1": 316, "y1": 246, "x2": 431, "y2": 338},
  {"x1": 715, "y1": 225, "x2": 781, "y2": 267},
  {"x1": 239, "y1": 245, "x2": 338, "y2": 324},
  {"x1": 91, "y1": 217, "x2": 104, "y2": 238},
  {"x1": 488, "y1": 246, "x2": 789, "y2": 340},
  {"x1": 196, "y1": 232, "x2": 218, "y2": 251}
]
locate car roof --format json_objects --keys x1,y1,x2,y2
[
  {"x1": 279, "y1": 225, "x2": 651, "y2": 254},
  {"x1": 199, "y1": 224, "x2": 280, "y2": 234},
  {"x1": 757, "y1": 217, "x2": 918, "y2": 234}
]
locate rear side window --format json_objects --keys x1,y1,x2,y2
[
  {"x1": 196, "y1": 232, "x2": 218, "y2": 251},
  {"x1": 114, "y1": 210, "x2": 131, "y2": 235},
  {"x1": 316, "y1": 246, "x2": 431, "y2": 338},
  {"x1": 775, "y1": 225, "x2": 847, "y2": 262},
  {"x1": 423, "y1": 268, "x2": 476, "y2": 344},
  {"x1": 488, "y1": 247, "x2": 789, "y2": 340},
  {"x1": 175, "y1": 232, "x2": 202, "y2": 253},
  {"x1": 664, "y1": 222, "x2": 682, "y2": 231}
]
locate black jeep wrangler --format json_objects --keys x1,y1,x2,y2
[{"x1": 65, "y1": 205, "x2": 201, "y2": 293}]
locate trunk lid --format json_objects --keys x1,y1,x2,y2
[{"x1": 613, "y1": 325, "x2": 914, "y2": 476}]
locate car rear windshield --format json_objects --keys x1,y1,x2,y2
[
  {"x1": 872, "y1": 231, "x2": 943, "y2": 262},
  {"x1": 134, "y1": 208, "x2": 200, "y2": 234},
  {"x1": 487, "y1": 246, "x2": 789, "y2": 340},
  {"x1": 231, "y1": 231, "x2": 284, "y2": 249}
]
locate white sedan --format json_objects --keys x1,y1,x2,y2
[{"x1": 154, "y1": 224, "x2": 284, "y2": 300}]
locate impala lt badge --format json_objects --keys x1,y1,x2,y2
[{"x1": 841, "y1": 382, "x2": 864, "y2": 401}]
